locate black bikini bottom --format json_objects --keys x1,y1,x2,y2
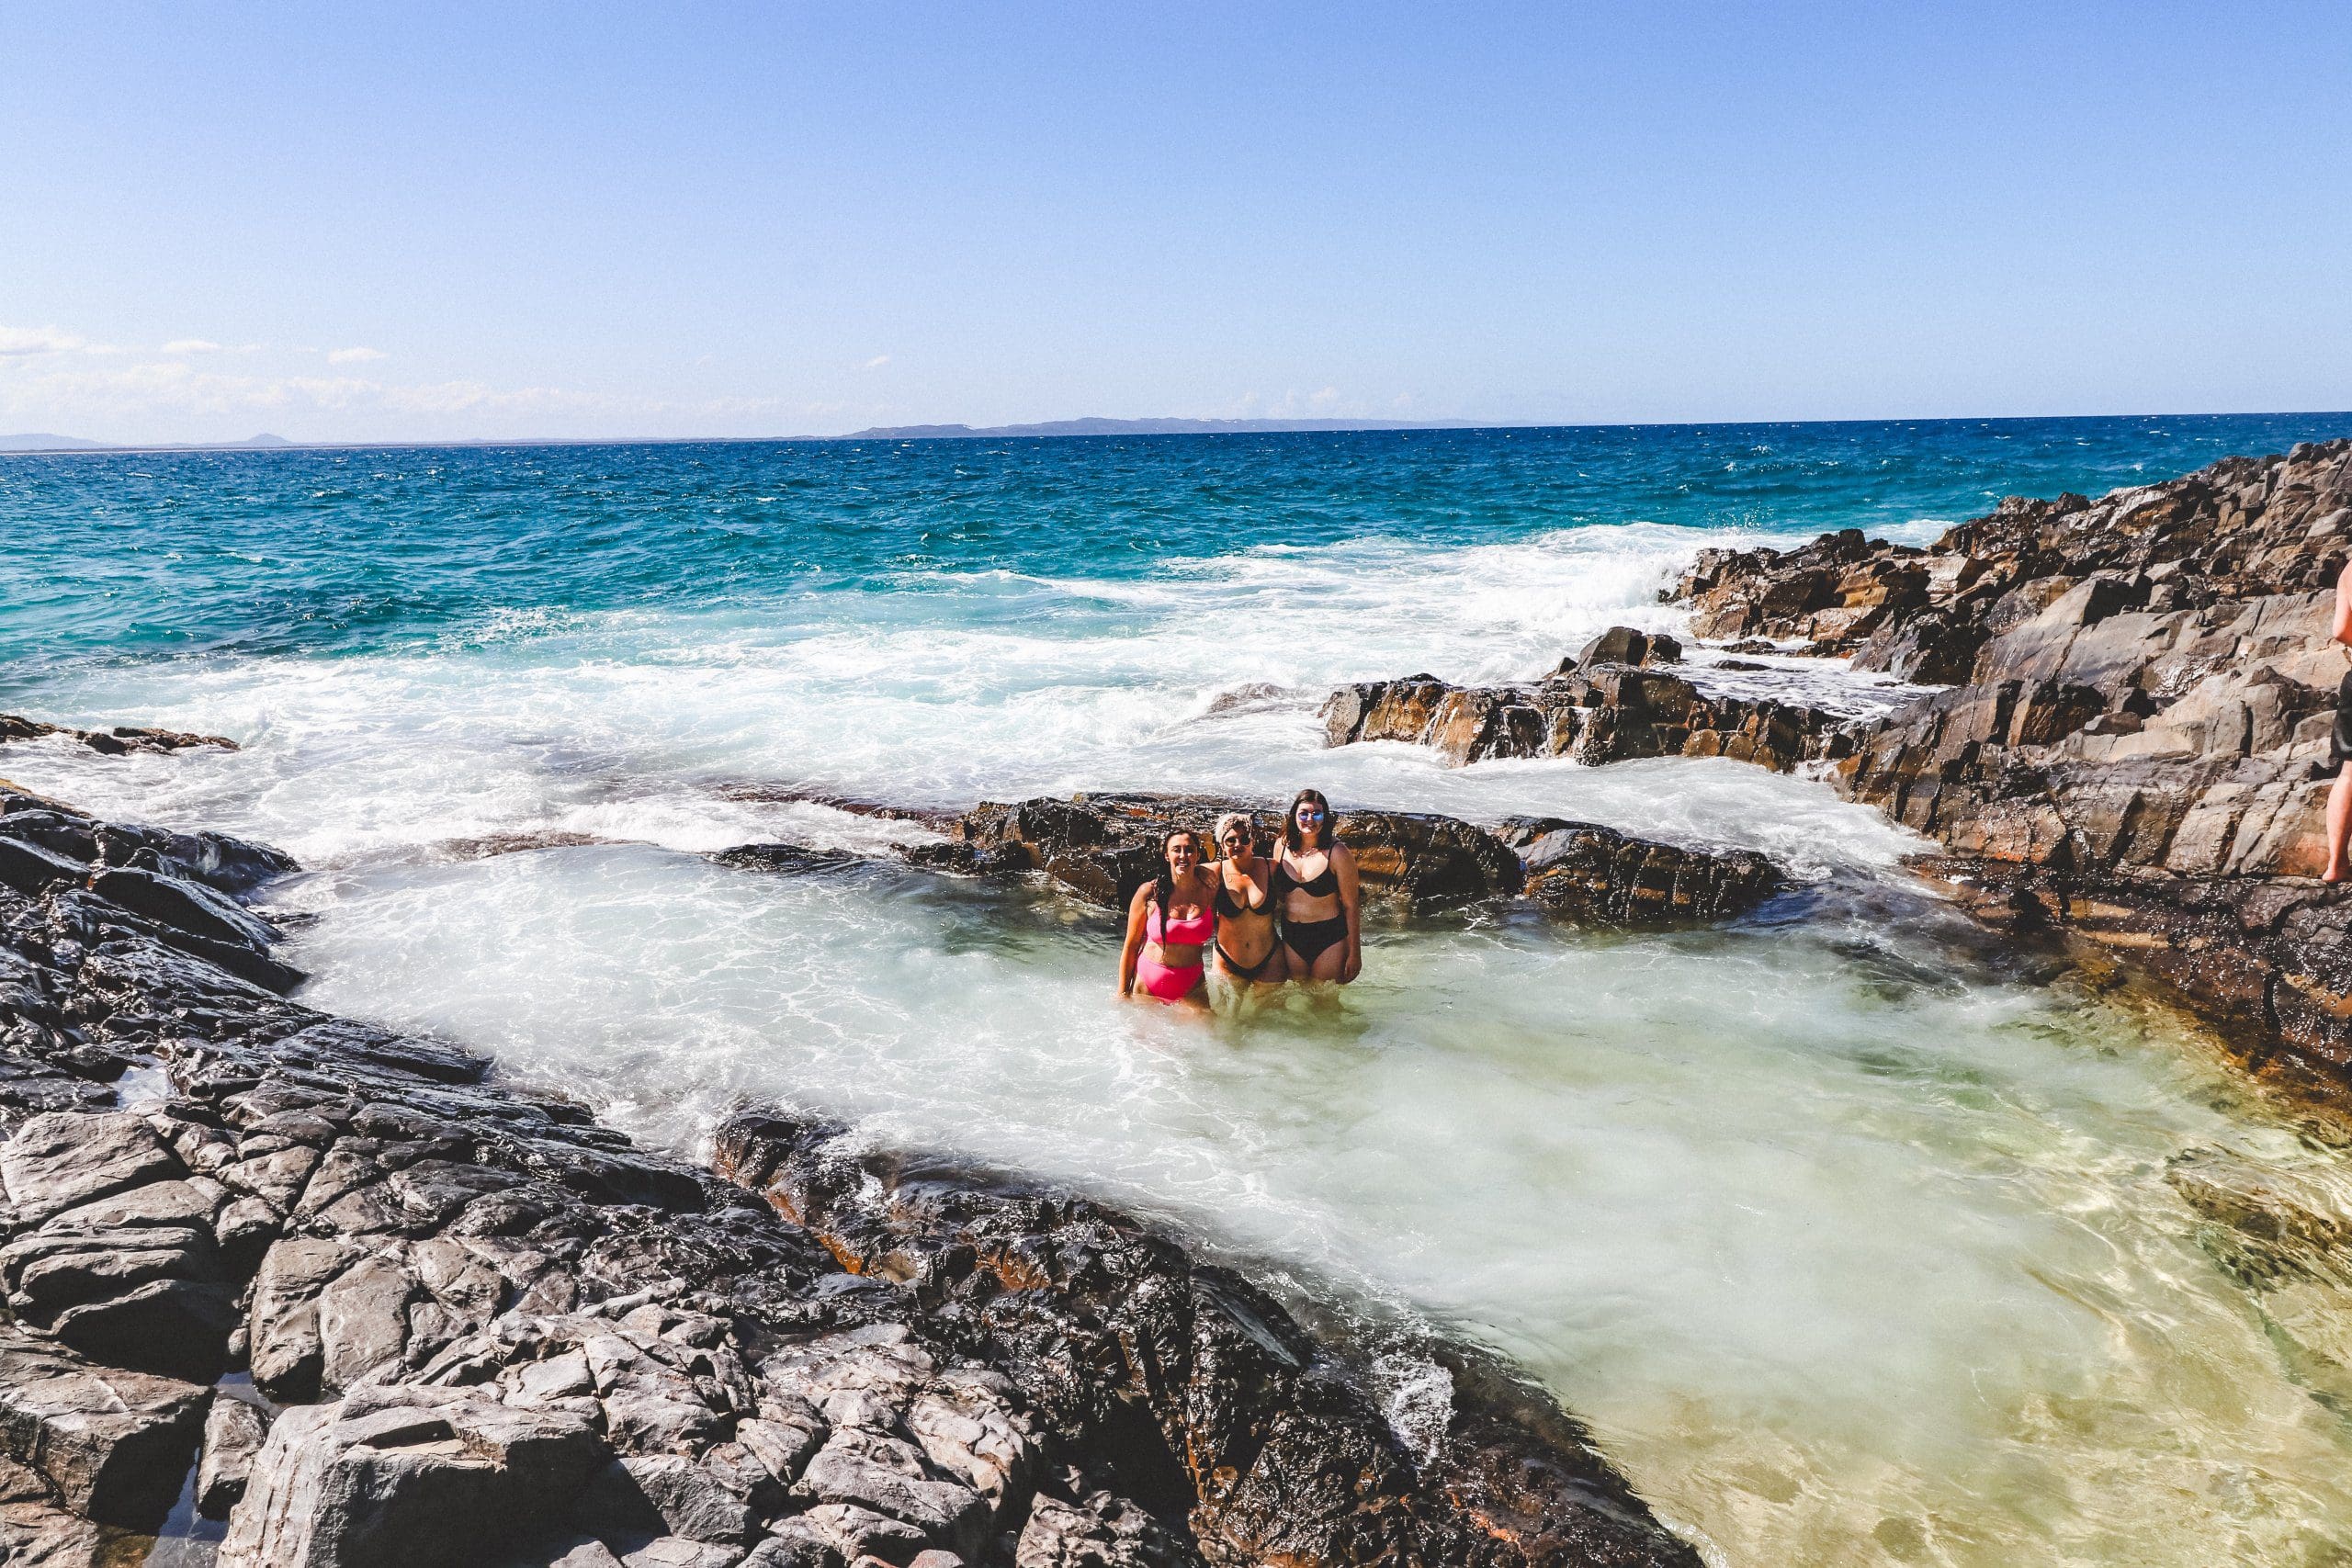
[
  {"x1": 1282, "y1": 915, "x2": 1349, "y2": 965},
  {"x1": 2333, "y1": 668, "x2": 2352, "y2": 765},
  {"x1": 1217, "y1": 942, "x2": 1282, "y2": 983}
]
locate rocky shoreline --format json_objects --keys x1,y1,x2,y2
[
  {"x1": 0, "y1": 780, "x2": 1703, "y2": 1566},
  {"x1": 1313, "y1": 436, "x2": 2352, "y2": 1088},
  {"x1": 1680, "y1": 437, "x2": 2352, "y2": 1078}
]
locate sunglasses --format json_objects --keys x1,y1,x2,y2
[{"x1": 1295, "y1": 807, "x2": 1325, "y2": 818}]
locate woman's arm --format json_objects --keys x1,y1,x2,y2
[
  {"x1": 1116, "y1": 886, "x2": 1149, "y2": 999},
  {"x1": 1335, "y1": 844, "x2": 1363, "y2": 983},
  {"x1": 2333, "y1": 558, "x2": 2352, "y2": 647}
]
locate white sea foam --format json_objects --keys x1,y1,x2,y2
[{"x1": 0, "y1": 518, "x2": 1889, "y2": 866}]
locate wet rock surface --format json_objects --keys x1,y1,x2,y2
[
  {"x1": 0, "y1": 716, "x2": 239, "y2": 758},
  {"x1": 1497, "y1": 819, "x2": 1781, "y2": 922},
  {"x1": 1670, "y1": 439, "x2": 2352, "y2": 1077},
  {"x1": 0, "y1": 791, "x2": 1702, "y2": 1566},
  {"x1": 712, "y1": 1113, "x2": 1701, "y2": 1568},
  {"x1": 1319, "y1": 654, "x2": 1850, "y2": 774},
  {"x1": 784, "y1": 792, "x2": 1785, "y2": 925},
  {"x1": 906, "y1": 794, "x2": 1525, "y2": 915}
]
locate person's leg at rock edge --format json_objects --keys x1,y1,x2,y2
[{"x1": 2328, "y1": 761, "x2": 2352, "y2": 883}]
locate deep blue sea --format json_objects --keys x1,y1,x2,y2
[
  {"x1": 6, "y1": 413, "x2": 2346, "y2": 680},
  {"x1": 11, "y1": 412, "x2": 2352, "y2": 1565}
]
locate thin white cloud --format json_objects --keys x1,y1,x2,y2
[
  {"x1": 161, "y1": 339, "x2": 223, "y2": 355},
  {"x1": 0, "y1": 326, "x2": 93, "y2": 357},
  {"x1": 327, "y1": 346, "x2": 387, "y2": 365},
  {"x1": 863, "y1": 355, "x2": 891, "y2": 370},
  {"x1": 0, "y1": 356, "x2": 808, "y2": 434},
  {"x1": 1226, "y1": 386, "x2": 1363, "y2": 419}
]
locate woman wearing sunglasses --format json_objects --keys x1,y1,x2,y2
[
  {"x1": 1273, "y1": 787, "x2": 1361, "y2": 984},
  {"x1": 1208, "y1": 812, "x2": 1281, "y2": 987}
]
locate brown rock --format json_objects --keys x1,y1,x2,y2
[{"x1": 0, "y1": 1329, "x2": 207, "y2": 1529}]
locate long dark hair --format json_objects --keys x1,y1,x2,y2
[
  {"x1": 1151, "y1": 829, "x2": 1201, "y2": 919},
  {"x1": 1283, "y1": 788, "x2": 1335, "y2": 853}
]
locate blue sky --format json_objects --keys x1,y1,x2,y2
[{"x1": 4, "y1": 1, "x2": 2348, "y2": 442}]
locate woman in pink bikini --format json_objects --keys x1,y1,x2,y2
[{"x1": 1116, "y1": 829, "x2": 1219, "y2": 1006}]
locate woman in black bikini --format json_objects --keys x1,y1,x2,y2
[
  {"x1": 1209, "y1": 813, "x2": 1280, "y2": 988},
  {"x1": 1273, "y1": 788, "x2": 1361, "y2": 984}
]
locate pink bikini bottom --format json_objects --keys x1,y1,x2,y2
[{"x1": 1135, "y1": 955, "x2": 1204, "y2": 1002}]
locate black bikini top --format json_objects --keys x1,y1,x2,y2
[
  {"x1": 1275, "y1": 854, "x2": 1338, "y2": 898},
  {"x1": 1215, "y1": 874, "x2": 1260, "y2": 919}
]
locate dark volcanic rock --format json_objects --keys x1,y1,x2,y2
[
  {"x1": 718, "y1": 792, "x2": 1786, "y2": 926},
  {"x1": 0, "y1": 792, "x2": 1702, "y2": 1567},
  {"x1": 198, "y1": 1391, "x2": 269, "y2": 1517},
  {"x1": 1498, "y1": 818, "x2": 1783, "y2": 921},
  {"x1": 0, "y1": 1329, "x2": 208, "y2": 1529},
  {"x1": 713, "y1": 1113, "x2": 1702, "y2": 1568},
  {"x1": 0, "y1": 794, "x2": 307, "y2": 998},
  {"x1": 1575, "y1": 626, "x2": 1682, "y2": 669},
  {"x1": 1668, "y1": 437, "x2": 2352, "y2": 1079},
  {"x1": 917, "y1": 793, "x2": 1524, "y2": 914},
  {"x1": 1320, "y1": 629, "x2": 1850, "y2": 774},
  {"x1": 0, "y1": 715, "x2": 240, "y2": 757}
]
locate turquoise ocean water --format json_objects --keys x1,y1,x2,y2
[{"x1": 6, "y1": 413, "x2": 2347, "y2": 682}]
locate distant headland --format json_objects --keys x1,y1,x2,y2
[
  {"x1": 835, "y1": 416, "x2": 1486, "y2": 439},
  {"x1": 0, "y1": 432, "x2": 294, "y2": 454}
]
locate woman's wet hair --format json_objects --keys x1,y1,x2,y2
[{"x1": 1283, "y1": 787, "x2": 1334, "y2": 852}]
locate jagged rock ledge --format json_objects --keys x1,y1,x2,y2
[
  {"x1": 1317, "y1": 626, "x2": 1852, "y2": 774},
  {"x1": 1666, "y1": 438, "x2": 2352, "y2": 1078},
  {"x1": 717, "y1": 791, "x2": 1784, "y2": 927},
  {"x1": 0, "y1": 784, "x2": 1701, "y2": 1566}
]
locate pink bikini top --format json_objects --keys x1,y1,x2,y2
[{"x1": 1148, "y1": 898, "x2": 1215, "y2": 946}]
